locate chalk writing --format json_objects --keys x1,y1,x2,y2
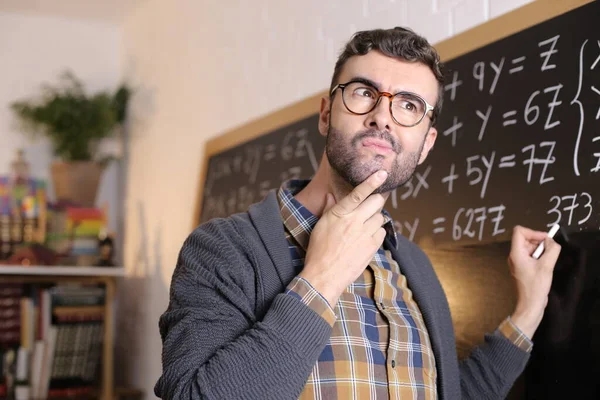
[{"x1": 200, "y1": 5, "x2": 600, "y2": 244}]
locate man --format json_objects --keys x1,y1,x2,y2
[{"x1": 155, "y1": 27, "x2": 561, "y2": 399}]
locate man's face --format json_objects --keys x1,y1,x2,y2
[{"x1": 319, "y1": 50, "x2": 439, "y2": 194}]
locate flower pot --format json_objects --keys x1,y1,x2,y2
[{"x1": 50, "y1": 161, "x2": 104, "y2": 207}]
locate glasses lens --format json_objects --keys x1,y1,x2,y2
[
  {"x1": 391, "y1": 93, "x2": 426, "y2": 126},
  {"x1": 342, "y1": 82, "x2": 379, "y2": 114}
]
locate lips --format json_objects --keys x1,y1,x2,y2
[{"x1": 361, "y1": 138, "x2": 394, "y2": 153}]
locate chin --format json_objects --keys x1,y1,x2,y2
[
  {"x1": 327, "y1": 140, "x2": 420, "y2": 195},
  {"x1": 370, "y1": 183, "x2": 395, "y2": 194},
  {"x1": 370, "y1": 178, "x2": 406, "y2": 194},
  {"x1": 343, "y1": 160, "x2": 415, "y2": 195},
  {"x1": 344, "y1": 170, "x2": 399, "y2": 194}
]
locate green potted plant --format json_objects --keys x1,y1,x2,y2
[{"x1": 10, "y1": 71, "x2": 130, "y2": 206}]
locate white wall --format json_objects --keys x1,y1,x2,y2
[
  {"x1": 119, "y1": 0, "x2": 533, "y2": 396},
  {"x1": 0, "y1": 12, "x2": 122, "y2": 234}
]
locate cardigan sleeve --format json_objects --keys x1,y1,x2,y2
[
  {"x1": 154, "y1": 220, "x2": 332, "y2": 400},
  {"x1": 459, "y1": 330, "x2": 530, "y2": 399}
]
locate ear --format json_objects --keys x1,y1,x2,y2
[
  {"x1": 318, "y1": 96, "x2": 331, "y2": 137},
  {"x1": 417, "y1": 126, "x2": 437, "y2": 165}
]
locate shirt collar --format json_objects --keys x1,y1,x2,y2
[{"x1": 277, "y1": 179, "x2": 398, "y2": 250}]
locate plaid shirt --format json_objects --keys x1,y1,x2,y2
[{"x1": 279, "y1": 180, "x2": 532, "y2": 400}]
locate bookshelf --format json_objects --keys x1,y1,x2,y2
[{"x1": 0, "y1": 265, "x2": 123, "y2": 400}]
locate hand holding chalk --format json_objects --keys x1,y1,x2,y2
[
  {"x1": 509, "y1": 225, "x2": 562, "y2": 338},
  {"x1": 532, "y1": 224, "x2": 560, "y2": 259}
]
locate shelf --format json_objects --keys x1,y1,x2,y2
[
  {"x1": 0, "y1": 265, "x2": 125, "y2": 277},
  {"x1": 0, "y1": 265, "x2": 120, "y2": 399}
]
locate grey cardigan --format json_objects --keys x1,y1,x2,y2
[{"x1": 155, "y1": 191, "x2": 530, "y2": 399}]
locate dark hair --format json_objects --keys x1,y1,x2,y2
[{"x1": 330, "y1": 27, "x2": 445, "y2": 126}]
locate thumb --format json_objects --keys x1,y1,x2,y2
[{"x1": 323, "y1": 193, "x2": 336, "y2": 214}]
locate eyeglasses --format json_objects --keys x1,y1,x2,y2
[{"x1": 330, "y1": 80, "x2": 435, "y2": 127}]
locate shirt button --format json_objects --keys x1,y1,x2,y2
[
  {"x1": 391, "y1": 360, "x2": 396, "y2": 368},
  {"x1": 380, "y1": 302, "x2": 385, "y2": 309}
]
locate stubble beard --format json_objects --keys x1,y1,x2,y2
[{"x1": 325, "y1": 125, "x2": 426, "y2": 194}]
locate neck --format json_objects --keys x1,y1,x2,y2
[{"x1": 294, "y1": 154, "x2": 390, "y2": 217}]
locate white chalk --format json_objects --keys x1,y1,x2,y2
[{"x1": 532, "y1": 224, "x2": 560, "y2": 259}]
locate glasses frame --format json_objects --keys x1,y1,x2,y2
[{"x1": 330, "y1": 80, "x2": 435, "y2": 127}]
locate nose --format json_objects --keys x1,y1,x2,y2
[{"x1": 365, "y1": 93, "x2": 393, "y2": 131}]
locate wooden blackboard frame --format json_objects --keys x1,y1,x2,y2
[{"x1": 193, "y1": 0, "x2": 594, "y2": 228}]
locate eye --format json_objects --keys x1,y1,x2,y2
[
  {"x1": 397, "y1": 100, "x2": 418, "y2": 112},
  {"x1": 353, "y1": 87, "x2": 376, "y2": 99},
  {"x1": 401, "y1": 101, "x2": 416, "y2": 111},
  {"x1": 394, "y1": 94, "x2": 424, "y2": 114}
]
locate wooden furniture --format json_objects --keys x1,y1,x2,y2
[{"x1": 0, "y1": 265, "x2": 125, "y2": 400}]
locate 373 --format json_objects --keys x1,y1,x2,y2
[{"x1": 547, "y1": 192, "x2": 593, "y2": 226}]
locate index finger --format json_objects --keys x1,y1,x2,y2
[
  {"x1": 512, "y1": 225, "x2": 549, "y2": 244},
  {"x1": 511, "y1": 225, "x2": 552, "y2": 256},
  {"x1": 333, "y1": 170, "x2": 388, "y2": 216}
]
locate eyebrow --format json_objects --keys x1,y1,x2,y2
[
  {"x1": 347, "y1": 76, "x2": 415, "y2": 97},
  {"x1": 348, "y1": 76, "x2": 382, "y2": 91}
]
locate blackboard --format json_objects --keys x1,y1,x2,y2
[
  {"x1": 199, "y1": 113, "x2": 324, "y2": 223},
  {"x1": 417, "y1": 0, "x2": 600, "y2": 245},
  {"x1": 196, "y1": 0, "x2": 599, "y2": 248}
]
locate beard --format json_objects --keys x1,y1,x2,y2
[{"x1": 326, "y1": 125, "x2": 425, "y2": 194}]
